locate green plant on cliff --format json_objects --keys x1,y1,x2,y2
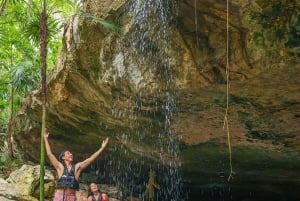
[
  {"x1": 249, "y1": 0, "x2": 300, "y2": 56},
  {"x1": 286, "y1": 14, "x2": 300, "y2": 56},
  {"x1": 0, "y1": 154, "x2": 22, "y2": 174},
  {"x1": 81, "y1": 11, "x2": 120, "y2": 33}
]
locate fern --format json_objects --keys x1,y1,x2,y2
[{"x1": 81, "y1": 11, "x2": 121, "y2": 33}]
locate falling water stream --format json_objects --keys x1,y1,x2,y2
[{"x1": 97, "y1": 0, "x2": 186, "y2": 200}]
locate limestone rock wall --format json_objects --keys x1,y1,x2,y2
[{"x1": 11, "y1": 0, "x2": 300, "y2": 200}]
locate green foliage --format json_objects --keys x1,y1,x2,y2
[
  {"x1": 81, "y1": 11, "x2": 121, "y2": 33},
  {"x1": 0, "y1": 0, "x2": 66, "y2": 124},
  {"x1": 0, "y1": 153, "x2": 22, "y2": 166},
  {"x1": 0, "y1": 154, "x2": 10, "y2": 165},
  {"x1": 0, "y1": 70, "x2": 11, "y2": 125},
  {"x1": 249, "y1": 0, "x2": 300, "y2": 56},
  {"x1": 0, "y1": 153, "x2": 23, "y2": 177},
  {"x1": 10, "y1": 61, "x2": 40, "y2": 93},
  {"x1": 286, "y1": 14, "x2": 300, "y2": 56},
  {"x1": 0, "y1": 26, "x2": 8, "y2": 46},
  {"x1": 23, "y1": 4, "x2": 63, "y2": 45}
]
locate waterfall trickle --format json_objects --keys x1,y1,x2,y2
[{"x1": 104, "y1": 0, "x2": 186, "y2": 200}]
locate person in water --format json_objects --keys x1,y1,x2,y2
[
  {"x1": 44, "y1": 128, "x2": 109, "y2": 201},
  {"x1": 87, "y1": 182, "x2": 109, "y2": 201}
]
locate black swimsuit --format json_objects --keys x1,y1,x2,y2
[
  {"x1": 56, "y1": 164, "x2": 80, "y2": 190},
  {"x1": 91, "y1": 193, "x2": 102, "y2": 201}
]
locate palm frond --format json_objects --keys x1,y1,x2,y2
[
  {"x1": 23, "y1": 8, "x2": 63, "y2": 46},
  {"x1": 9, "y1": 0, "x2": 23, "y2": 4},
  {"x1": 23, "y1": 16, "x2": 40, "y2": 45},
  {"x1": 1, "y1": 0, "x2": 26, "y2": 15},
  {"x1": 0, "y1": 26, "x2": 9, "y2": 46},
  {"x1": 10, "y1": 61, "x2": 40, "y2": 93},
  {"x1": 81, "y1": 11, "x2": 121, "y2": 33}
]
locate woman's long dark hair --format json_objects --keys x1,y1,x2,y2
[{"x1": 58, "y1": 151, "x2": 66, "y2": 164}]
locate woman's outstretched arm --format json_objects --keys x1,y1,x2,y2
[
  {"x1": 75, "y1": 137, "x2": 109, "y2": 176},
  {"x1": 44, "y1": 128, "x2": 63, "y2": 174}
]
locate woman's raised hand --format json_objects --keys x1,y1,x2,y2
[
  {"x1": 44, "y1": 128, "x2": 50, "y2": 138},
  {"x1": 101, "y1": 137, "x2": 109, "y2": 149}
]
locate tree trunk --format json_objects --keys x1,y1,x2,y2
[
  {"x1": 7, "y1": 83, "x2": 14, "y2": 159},
  {"x1": 39, "y1": 5, "x2": 48, "y2": 200}
]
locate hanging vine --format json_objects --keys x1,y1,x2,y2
[
  {"x1": 224, "y1": 0, "x2": 234, "y2": 182},
  {"x1": 194, "y1": 0, "x2": 199, "y2": 49}
]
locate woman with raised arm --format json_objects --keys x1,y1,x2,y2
[{"x1": 44, "y1": 128, "x2": 109, "y2": 201}]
